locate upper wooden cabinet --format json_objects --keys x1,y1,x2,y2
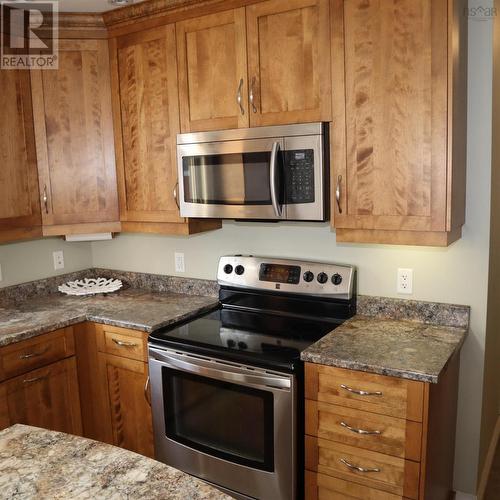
[
  {"x1": 176, "y1": 9, "x2": 249, "y2": 132},
  {"x1": 110, "y1": 25, "x2": 221, "y2": 234},
  {"x1": 246, "y1": 0, "x2": 332, "y2": 126},
  {"x1": 0, "y1": 70, "x2": 41, "y2": 243},
  {"x1": 31, "y1": 39, "x2": 120, "y2": 236},
  {"x1": 331, "y1": 0, "x2": 467, "y2": 246},
  {"x1": 176, "y1": 0, "x2": 332, "y2": 132}
]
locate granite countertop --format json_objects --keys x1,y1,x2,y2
[
  {"x1": 301, "y1": 315, "x2": 467, "y2": 383},
  {"x1": 0, "y1": 288, "x2": 219, "y2": 347},
  {"x1": 0, "y1": 424, "x2": 230, "y2": 500}
]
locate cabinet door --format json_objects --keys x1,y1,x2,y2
[
  {"x1": 0, "y1": 70, "x2": 41, "y2": 243},
  {"x1": 177, "y1": 8, "x2": 249, "y2": 132},
  {"x1": 0, "y1": 385, "x2": 9, "y2": 431},
  {"x1": 246, "y1": 0, "x2": 331, "y2": 126},
  {"x1": 112, "y1": 25, "x2": 182, "y2": 226},
  {"x1": 31, "y1": 39, "x2": 119, "y2": 234},
  {"x1": 99, "y1": 352, "x2": 154, "y2": 458},
  {"x1": 331, "y1": 0, "x2": 448, "y2": 235},
  {"x1": 5, "y1": 357, "x2": 82, "y2": 435}
]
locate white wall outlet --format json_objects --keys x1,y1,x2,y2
[
  {"x1": 175, "y1": 252, "x2": 185, "y2": 273},
  {"x1": 53, "y1": 250, "x2": 65, "y2": 270},
  {"x1": 397, "y1": 268, "x2": 413, "y2": 294}
]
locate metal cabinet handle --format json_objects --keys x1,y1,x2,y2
[
  {"x1": 112, "y1": 338, "x2": 138, "y2": 348},
  {"x1": 19, "y1": 347, "x2": 49, "y2": 360},
  {"x1": 23, "y1": 375, "x2": 47, "y2": 384},
  {"x1": 340, "y1": 421, "x2": 381, "y2": 435},
  {"x1": 249, "y1": 76, "x2": 258, "y2": 113},
  {"x1": 336, "y1": 175, "x2": 343, "y2": 214},
  {"x1": 340, "y1": 458, "x2": 380, "y2": 473},
  {"x1": 43, "y1": 185, "x2": 49, "y2": 214},
  {"x1": 144, "y1": 376, "x2": 151, "y2": 406},
  {"x1": 173, "y1": 181, "x2": 179, "y2": 209},
  {"x1": 340, "y1": 384, "x2": 382, "y2": 396},
  {"x1": 237, "y1": 78, "x2": 245, "y2": 115}
]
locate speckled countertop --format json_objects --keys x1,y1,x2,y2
[
  {"x1": 301, "y1": 315, "x2": 467, "y2": 383},
  {"x1": 0, "y1": 424, "x2": 230, "y2": 500},
  {"x1": 0, "y1": 288, "x2": 219, "y2": 347}
]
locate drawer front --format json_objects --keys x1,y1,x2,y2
[
  {"x1": 305, "y1": 470, "x2": 402, "y2": 500},
  {"x1": 0, "y1": 327, "x2": 75, "y2": 381},
  {"x1": 306, "y1": 400, "x2": 422, "y2": 461},
  {"x1": 305, "y1": 436, "x2": 419, "y2": 499},
  {"x1": 96, "y1": 324, "x2": 147, "y2": 361},
  {"x1": 305, "y1": 363, "x2": 424, "y2": 422}
]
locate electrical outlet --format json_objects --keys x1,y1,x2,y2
[
  {"x1": 53, "y1": 250, "x2": 65, "y2": 270},
  {"x1": 175, "y1": 252, "x2": 185, "y2": 273},
  {"x1": 397, "y1": 268, "x2": 413, "y2": 294}
]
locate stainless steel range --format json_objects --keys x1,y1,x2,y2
[{"x1": 148, "y1": 256, "x2": 356, "y2": 500}]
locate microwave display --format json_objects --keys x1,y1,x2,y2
[{"x1": 259, "y1": 263, "x2": 301, "y2": 284}]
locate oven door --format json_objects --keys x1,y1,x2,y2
[
  {"x1": 177, "y1": 138, "x2": 285, "y2": 220},
  {"x1": 149, "y1": 346, "x2": 296, "y2": 500}
]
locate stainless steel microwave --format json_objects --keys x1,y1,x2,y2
[{"x1": 176, "y1": 123, "x2": 329, "y2": 221}]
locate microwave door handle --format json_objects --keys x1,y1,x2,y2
[{"x1": 270, "y1": 141, "x2": 283, "y2": 218}]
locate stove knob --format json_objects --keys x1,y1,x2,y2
[
  {"x1": 332, "y1": 273, "x2": 343, "y2": 286},
  {"x1": 238, "y1": 341, "x2": 247, "y2": 350},
  {"x1": 223, "y1": 264, "x2": 233, "y2": 274},
  {"x1": 235, "y1": 265, "x2": 245, "y2": 276},
  {"x1": 317, "y1": 272, "x2": 328, "y2": 284},
  {"x1": 303, "y1": 271, "x2": 314, "y2": 282},
  {"x1": 227, "y1": 339, "x2": 236, "y2": 348}
]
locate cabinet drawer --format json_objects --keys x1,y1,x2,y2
[
  {"x1": 306, "y1": 400, "x2": 422, "y2": 461},
  {"x1": 0, "y1": 327, "x2": 75, "y2": 382},
  {"x1": 305, "y1": 470, "x2": 402, "y2": 500},
  {"x1": 305, "y1": 436, "x2": 419, "y2": 499},
  {"x1": 96, "y1": 324, "x2": 147, "y2": 362},
  {"x1": 305, "y1": 364, "x2": 424, "y2": 422}
]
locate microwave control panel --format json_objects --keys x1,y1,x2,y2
[{"x1": 283, "y1": 149, "x2": 315, "y2": 204}]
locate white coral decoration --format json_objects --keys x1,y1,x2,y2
[{"x1": 58, "y1": 278, "x2": 123, "y2": 296}]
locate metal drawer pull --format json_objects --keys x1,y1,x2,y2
[
  {"x1": 43, "y1": 185, "x2": 49, "y2": 214},
  {"x1": 19, "y1": 347, "x2": 49, "y2": 359},
  {"x1": 335, "y1": 175, "x2": 342, "y2": 214},
  {"x1": 22, "y1": 375, "x2": 47, "y2": 384},
  {"x1": 237, "y1": 78, "x2": 245, "y2": 115},
  {"x1": 112, "y1": 338, "x2": 138, "y2": 348},
  {"x1": 340, "y1": 421, "x2": 381, "y2": 435},
  {"x1": 249, "y1": 76, "x2": 258, "y2": 113},
  {"x1": 340, "y1": 384, "x2": 382, "y2": 396},
  {"x1": 340, "y1": 458, "x2": 380, "y2": 473},
  {"x1": 144, "y1": 376, "x2": 151, "y2": 406}
]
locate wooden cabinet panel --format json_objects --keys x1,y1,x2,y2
[
  {"x1": 0, "y1": 69, "x2": 41, "y2": 243},
  {"x1": 306, "y1": 436, "x2": 419, "y2": 499},
  {"x1": 0, "y1": 385, "x2": 9, "y2": 432},
  {"x1": 177, "y1": 8, "x2": 249, "y2": 132},
  {"x1": 96, "y1": 323, "x2": 148, "y2": 362},
  {"x1": 4, "y1": 357, "x2": 82, "y2": 436},
  {"x1": 306, "y1": 400, "x2": 422, "y2": 461},
  {"x1": 31, "y1": 39, "x2": 119, "y2": 234},
  {"x1": 305, "y1": 364, "x2": 424, "y2": 422},
  {"x1": 331, "y1": 0, "x2": 466, "y2": 245},
  {"x1": 246, "y1": 0, "x2": 331, "y2": 126},
  {"x1": 98, "y1": 352, "x2": 154, "y2": 458},
  {"x1": 0, "y1": 327, "x2": 75, "y2": 382}
]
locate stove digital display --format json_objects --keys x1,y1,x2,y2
[{"x1": 259, "y1": 263, "x2": 301, "y2": 284}]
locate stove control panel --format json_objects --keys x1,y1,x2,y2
[{"x1": 217, "y1": 256, "x2": 355, "y2": 299}]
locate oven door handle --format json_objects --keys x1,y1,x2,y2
[
  {"x1": 149, "y1": 348, "x2": 291, "y2": 389},
  {"x1": 270, "y1": 141, "x2": 283, "y2": 218}
]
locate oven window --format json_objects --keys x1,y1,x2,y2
[
  {"x1": 182, "y1": 152, "x2": 272, "y2": 205},
  {"x1": 162, "y1": 367, "x2": 275, "y2": 471}
]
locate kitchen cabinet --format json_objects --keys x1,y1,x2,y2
[
  {"x1": 330, "y1": 0, "x2": 467, "y2": 246},
  {"x1": 31, "y1": 39, "x2": 120, "y2": 236},
  {"x1": 0, "y1": 327, "x2": 82, "y2": 436},
  {"x1": 176, "y1": 8, "x2": 249, "y2": 132},
  {"x1": 110, "y1": 26, "x2": 221, "y2": 235},
  {"x1": 304, "y1": 357, "x2": 460, "y2": 500},
  {"x1": 0, "y1": 70, "x2": 41, "y2": 243},
  {"x1": 246, "y1": 0, "x2": 332, "y2": 126}
]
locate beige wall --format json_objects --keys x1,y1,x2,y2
[
  {"x1": 0, "y1": 238, "x2": 92, "y2": 288},
  {"x1": 479, "y1": 0, "x2": 500, "y2": 484}
]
